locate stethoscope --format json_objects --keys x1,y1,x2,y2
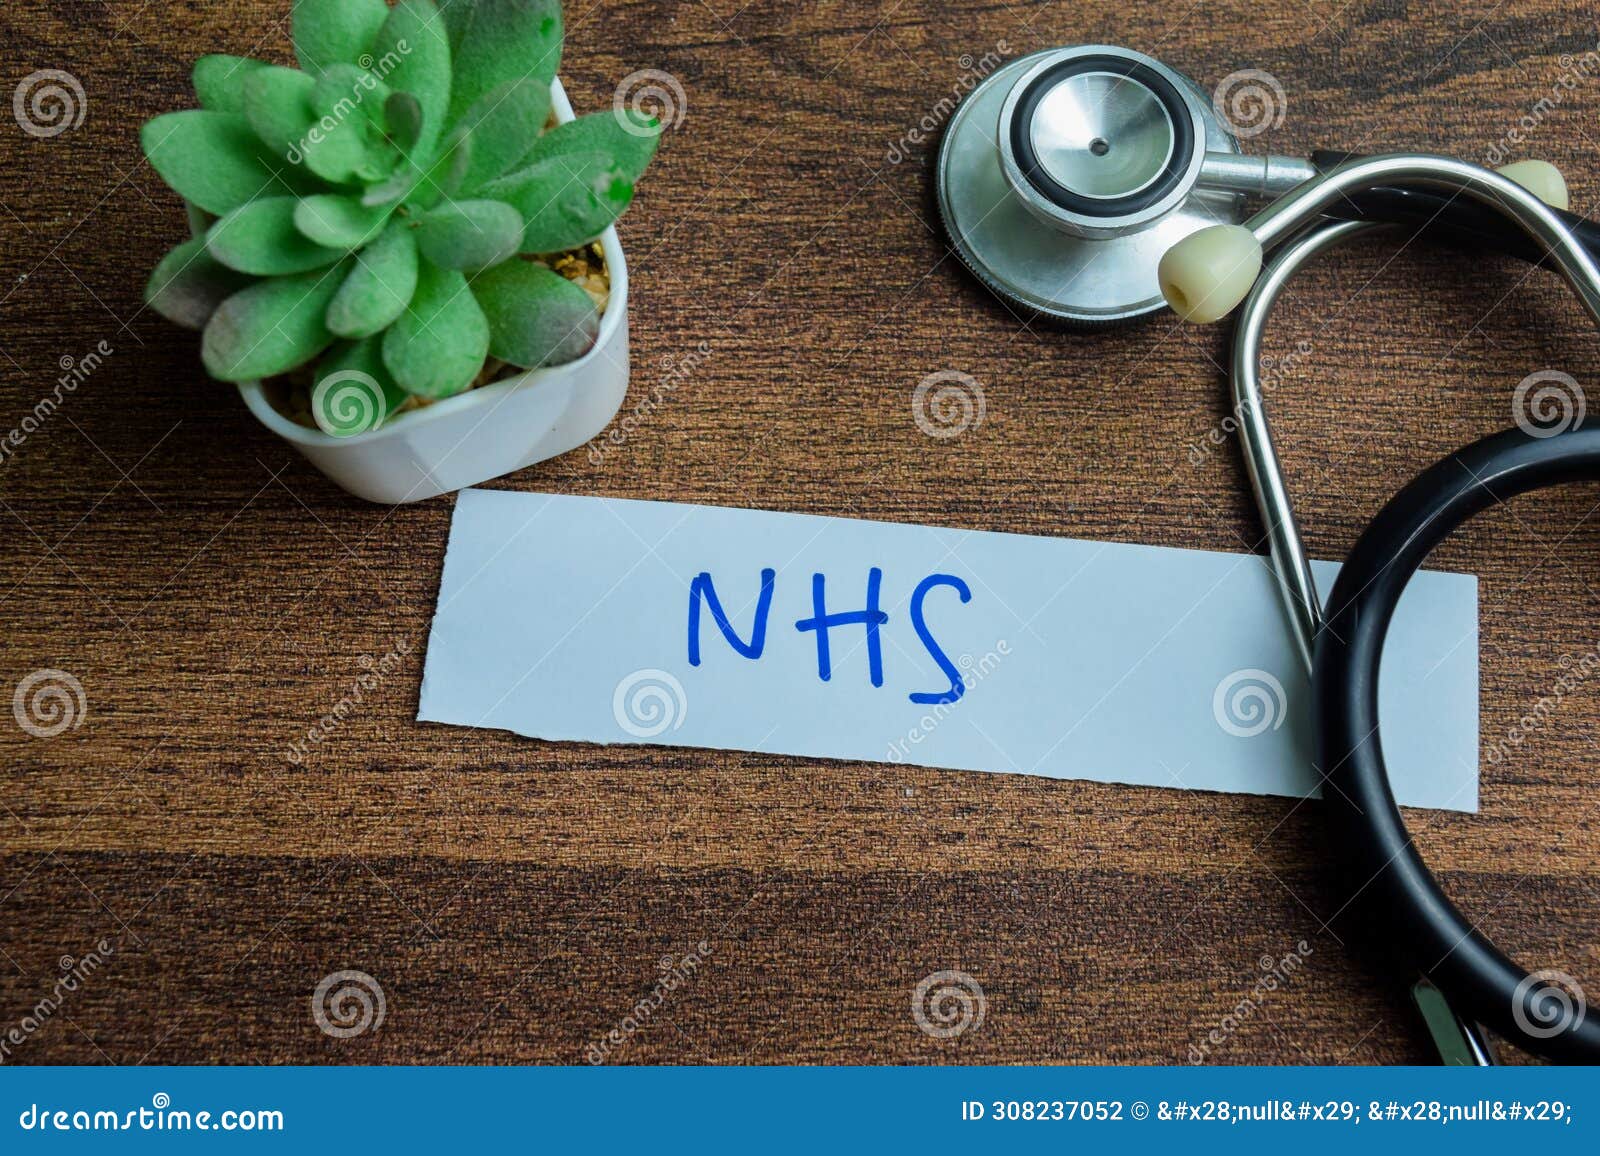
[{"x1": 937, "y1": 44, "x2": 1600, "y2": 1064}]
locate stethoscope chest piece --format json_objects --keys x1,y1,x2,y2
[{"x1": 937, "y1": 45, "x2": 1246, "y2": 324}]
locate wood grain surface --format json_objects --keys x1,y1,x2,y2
[{"x1": 3, "y1": 0, "x2": 1600, "y2": 1066}]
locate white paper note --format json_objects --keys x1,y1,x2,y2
[{"x1": 419, "y1": 489, "x2": 1480, "y2": 811}]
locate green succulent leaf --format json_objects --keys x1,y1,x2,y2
[
  {"x1": 242, "y1": 65, "x2": 317, "y2": 162},
  {"x1": 443, "y1": 0, "x2": 562, "y2": 122},
  {"x1": 384, "y1": 92, "x2": 423, "y2": 154},
  {"x1": 185, "y1": 202, "x2": 216, "y2": 239},
  {"x1": 141, "y1": 111, "x2": 313, "y2": 216},
  {"x1": 326, "y1": 220, "x2": 419, "y2": 338},
  {"x1": 455, "y1": 79, "x2": 553, "y2": 193},
  {"x1": 300, "y1": 113, "x2": 373, "y2": 184},
  {"x1": 414, "y1": 133, "x2": 472, "y2": 207},
  {"x1": 207, "y1": 196, "x2": 346, "y2": 275},
  {"x1": 471, "y1": 259, "x2": 599, "y2": 369},
  {"x1": 362, "y1": 166, "x2": 414, "y2": 210},
  {"x1": 193, "y1": 55, "x2": 268, "y2": 114},
  {"x1": 371, "y1": 0, "x2": 452, "y2": 161},
  {"x1": 485, "y1": 151, "x2": 633, "y2": 253},
  {"x1": 516, "y1": 111, "x2": 660, "y2": 183},
  {"x1": 294, "y1": 194, "x2": 392, "y2": 250},
  {"x1": 311, "y1": 336, "x2": 409, "y2": 437},
  {"x1": 363, "y1": 130, "x2": 470, "y2": 209},
  {"x1": 292, "y1": 0, "x2": 390, "y2": 78},
  {"x1": 311, "y1": 66, "x2": 402, "y2": 182},
  {"x1": 312, "y1": 63, "x2": 391, "y2": 128},
  {"x1": 201, "y1": 262, "x2": 350, "y2": 382},
  {"x1": 416, "y1": 200, "x2": 524, "y2": 270},
  {"x1": 382, "y1": 263, "x2": 490, "y2": 398},
  {"x1": 145, "y1": 237, "x2": 255, "y2": 331}
]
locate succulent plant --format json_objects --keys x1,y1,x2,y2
[{"x1": 141, "y1": 0, "x2": 659, "y2": 436}]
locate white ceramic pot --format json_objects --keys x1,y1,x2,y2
[{"x1": 237, "y1": 78, "x2": 629, "y2": 505}]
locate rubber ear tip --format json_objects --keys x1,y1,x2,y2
[
  {"x1": 1158, "y1": 225, "x2": 1264, "y2": 323},
  {"x1": 1497, "y1": 160, "x2": 1569, "y2": 211}
]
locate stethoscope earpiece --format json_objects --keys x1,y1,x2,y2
[
  {"x1": 1497, "y1": 158, "x2": 1569, "y2": 210},
  {"x1": 1156, "y1": 223, "x2": 1261, "y2": 323}
]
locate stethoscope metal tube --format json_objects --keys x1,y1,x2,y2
[
  {"x1": 1249, "y1": 155, "x2": 1600, "y2": 316},
  {"x1": 1195, "y1": 152, "x2": 1318, "y2": 199},
  {"x1": 1230, "y1": 217, "x2": 1368, "y2": 672},
  {"x1": 1314, "y1": 166, "x2": 1600, "y2": 268}
]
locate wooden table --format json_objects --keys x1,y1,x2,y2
[{"x1": 3, "y1": 0, "x2": 1599, "y2": 1065}]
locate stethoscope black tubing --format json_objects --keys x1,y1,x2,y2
[
  {"x1": 1310, "y1": 150, "x2": 1600, "y2": 267},
  {"x1": 1313, "y1": 423, "x2": 1600, "y2": 1062}
]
